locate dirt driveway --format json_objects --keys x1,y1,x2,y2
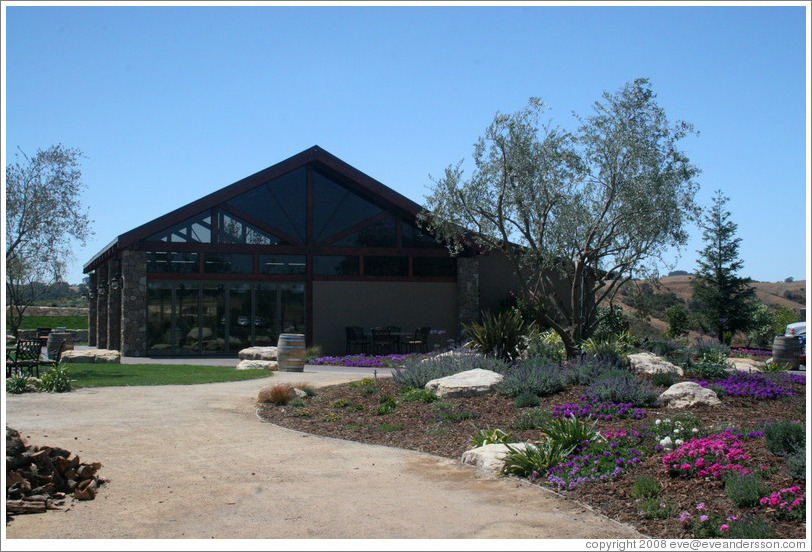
[{"x1": 4, "y1": 371, "x2": 640, "y2": 540}]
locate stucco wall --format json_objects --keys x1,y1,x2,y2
[{"x1": 312, "y1": 281, "x2": 457, "y2": 355}]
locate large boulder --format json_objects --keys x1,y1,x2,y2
[
  {"x1": 236, "y1": 359, "x2": 278, "y2": 371},
  {"x1": 726, "y1": 357, "x2": 765, "y2": 373},
  {"x1": 425, "y1": 368, "x2": 503, "y2": 398},
  {"x1": 628, "y1": 352, "x2": 684, "y2": 376},
  {"x1": 658, "y1": 382, "x2": 721, "y2": 409},
  {"x1": 462, "y1": 443, "x2": 530, "y2": 475},
  {"x1": 238, "y1": 346, "x2": 278, "y2": 361},
  {"x1": 60, "y1": 349, "x2": 121, "y2": 364}
]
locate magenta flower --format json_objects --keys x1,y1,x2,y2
[{"x1": 720, "y1": 524, "x2": 729, "y2": 533}]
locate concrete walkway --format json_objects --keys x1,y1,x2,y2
[{"x1": 4, "y1": 371, "x2": 640, "y2": 540}]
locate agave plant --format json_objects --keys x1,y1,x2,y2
[
  {"x1": 501, "y1": 438, "x2": 576, "y2": 477},
  {"x1": 469, "y1": 424, "x2": 513, "y2": 448},
  {"x1": 539, "y1": 415, "x2": 603, "y2": 449},
  {"x1": 462, "y1": 309, "x2": 531, "y2": 362}
]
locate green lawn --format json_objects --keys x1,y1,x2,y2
[
  {"x1": 10, "y1": 315, "x2": 88, "y2": 330},
  {"x1": 61, "y1": 363, "x2": 273, "y2": 388}
]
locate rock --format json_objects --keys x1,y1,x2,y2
[
  {"x1": 293, "y1": 388, "x2": 308, "y2": 399},
  {"x1": 236, "y1": 360, "x2": 278, "y2": 371},
  {"x1": 725, "y1": 357, "x2": 765, "y2": 373},
  {"x1": 461, "y1": 443, "x2": 530, "y2": 474},
  {"x1": 422, "y1": 347, "x2": 480, "y2": 363},
  {"x1": 658, "y1": 382, "x2": 721, "y2": 409},
  {"x1": 425, "y1": 368, "x2": 503, "y2": 398},
  {"x1": 60, "y1": 349, "x2": 121, "y2": 364},
  {"x1": 628, "y1": 352, "x2": 684, "y2": 376},
  {"x1": 238, "y1": 346, "x2": 278, "y2": 361}
]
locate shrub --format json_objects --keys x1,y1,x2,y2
[
  {"x1": 37, "y1": 364, "x2": 72, "y2": 393},
  {"x1": 665, "y1": 305, "x2": 690, "y2": 338},
  {"x1": 538, "y1": 416, "x2": 601, "y2": 449},
  {"x1": 377, "y1": 423, "x2": 404, "y2": 432},
  {"x1": 297, "y1": 385, "x2": 317, "y2": 397},
  {"x1": 643, "y1": 337, "x2": 681, "y2": 358},
  {"x1": 760, "y1": 486, "x2": 806, "y2": 521},
  {"x1": 686, "y1": 361, "x2": 728, "y2": 379},
  {"x1": 663, "y1": 431, "x2": 752, "y2": 480},
  {"x1": 509, "y1": 408, "x2": 554, "y2": 430},
  {"x1": 258, "y1": 384, "x2": 294, "y2": 405},
  {"x1": 291, "y1": 408, "x2": 311, "y2": 417},
  {"x1": 305, "y1": 345, "x2": 323, "y2": 360},
  {"x1": 687, "y1": 511, "x2": 776, "y2": 539},
  {"x1": 349, "y1": 377, "x2": 375, "y2": 388},
  {"x1": 514, "y1": 391, "x2": 540, "y2": 408},
  {"x1": 725, "y1": 473, "x2": 770, "y2": 507},
  {"x1": 630, "y1": 477, "x2": 661, "y2": 500},
  {"x1": 6, "y1": 374, "x2": 38, "y2": 394},
  {"x1": 692, "y1": 337, "x2": 730, "y2": 365},
  {"x1": 524, "y1": 329, "x2": 565, "y2": 362},
  {"x1": 723, "y1": 515, "x2": 777, "y2": 538},
  {"x1": 400, "y1": 387, "x2": 439, "y2": 403},
  {"x1": 469, "y1": 425, "x2": 512, "y2": 448},
  {"x1": 320, "y1": 413, "x2": 340, "y2": 422},
  {"x1": 651, "y1": 371, "x2": 676, "y2": 387},
  {"x1": 765, "y1": 421, "x2": 805, "y2": 455},
  {"x1": 429, "y1": 402, "x2": 477, "y2": 424},
  {"x1": 392, "y1": 350, "x2": 507, "y2": 389},
  {"x1": 496, "y1": 358, "x2": 564, "y2": 398},
  {"x1": 330, "y1": 398, "x2": 352, "y2": 408},
  {"x1": 587, "y1": 369, "x2": 658, "y2": 407},
  {"x1": 462, "y1": 309, "x2": 529, "y2": 362},
  {"x1": 638, "y1": 498, "x2": 677, "y2": 519},
  {"x1": 761, "y1": 361, "x2": 792, "y2": 373},
  {"x1": 501, "y1": 439, "x2": 575, "y2": 478},
  {"x1": 288, "y1": 398, "x2": 306, "y2": 407},
  {"x1": 552, "y1": 395, "x2": 646, "y2": 421},
  {"x1": 785, "y1": 444, "x2": 806, "y2": 480},
  {"x1": 581, "y1": 332, "x2": 631, "y2": 366},
  {"x1": 560, "y1": 357, "x2": 618, "y2": 386}
]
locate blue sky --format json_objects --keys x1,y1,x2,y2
[{"x1": 3, "y1": 2, "x2": 809, "y2": 286}]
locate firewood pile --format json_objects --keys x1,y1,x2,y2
[{"x1": 6, "y1": 427, "x2": 105, "y2": 519}]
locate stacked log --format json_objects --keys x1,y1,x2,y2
[{"x1": 6, "y1": 427, "x2": 105, "y2": 519}]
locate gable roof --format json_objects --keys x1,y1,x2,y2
[{"x1": 83, "y1": 145, "x2": 429, "y2": 273}]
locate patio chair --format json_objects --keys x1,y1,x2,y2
[
  {"x1": 406, "y1": 326, "x2": 431, "y2": 354},
  {"x1": 345, "y1": 326, "x2": 370, "y2": 355},
  {"x1": 6, "y1": 339, "x2": 43, "y2": 378},
  {"x1": 371, "y1": 327, "x2": 393, "y2": 355}
]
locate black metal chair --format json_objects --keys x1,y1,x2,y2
[
  {"x1": 371, "y1": 327, "x2": 393, "y2": 355},
  {"x1": 345, "y1": 326, "x2": 370, "y2": 355},
  {"x1": 406, "y1": 326, "x2": 431, "y2": 353},
  {"x1": 6, "y1": 339, "x2": 43, "y2": 378}
]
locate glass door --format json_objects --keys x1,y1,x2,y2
[
  {"x1": 228, "y1": 283, "x2": 252, "y2": 352},
  {"x1": 201, "y1": 284, "x2": 226, "y2": 354}
]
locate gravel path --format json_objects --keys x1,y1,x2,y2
[{"x1": 4, "y1": 372, "x2": 640, "y2": 540}]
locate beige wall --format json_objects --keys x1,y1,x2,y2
[{"x1": 312, "y1": 281, "x2": 457, "y2": 355}]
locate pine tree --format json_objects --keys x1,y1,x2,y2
[{"x1": 691, "y1": 190, "x2": 756, "y2": 344}]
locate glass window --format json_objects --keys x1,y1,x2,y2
[
  {"x1": 203, "y1": 253, "x2": 254, "y2": 274},
  {"x1": 333, "y1": 216, "x2": 397, "y2": 248},
  {"x1": 175, "y1": 283, "x2": 200, "y2": 355},
  {"x1": 147, "y1": 283, "x2": 173, "y2": 353},
  {"x1": 413, "y1": 257, "x2": 457, "y2": 278},
  {"x1": 201, "y1": 284, "x2": 226, "y2": 353},
  {"x1": 364, "y1": 256, "x2": 408, "y2": 277},
  {"x1": 147, "y1": 212, "x2": 212, "y2": 243},
  {"x1": 254, "y1": 283, "x2": 279, "y2": 346},
  {"x1": 313, "y1": 255, "x2": 360, "y2": 276},
  {"x1": 228, "y1": 284, "x2": 253, "y2": 351},
  {"x1": 226, "y1": 167, "x2": 307, "y2": 242},
  {"x1": 218, "y1": 210, "x2": 280, "y2": 245},
  {"x1": 259, "y1": 255, "x2": 306, "y2": 275},
  {"x1": 312, "y1": 171, "x2": 384, "y2": 242},
  {"x1": 280, "y1": 283, "x2": 305, "y2": 334},
  {"x1": 402, "y1": 221, "x2": 444, "y2": 249},
  {"x1": 146, "y1": 251, "x2": 199, "y2": 273}
]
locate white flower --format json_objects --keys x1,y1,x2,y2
[
  {"x1": 675, "y1": 439, "x2": 684, "y2": 446},
  {"x1": 660, "y1": 436, "x2": 674, "y2": 450},
  {"x1": 674, "y1": 429, "x2": 680, "y2": 434},
  {"x1": 692, "y1": 427, "x2": 699, "y2": 434},
  {"x1": 655, "y1": 419, "x2": 662, "y2": 425}
]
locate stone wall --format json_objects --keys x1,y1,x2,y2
[
  {"x1": 456, "y1": 256, "x2": 480, "y2": 338},
  {"x1": 120, "y1": 250, "x2": 148, "y2": 356},
  {"x1": 96, "y1": 263, "x2": 108, "y2": 349},
  {"x1": 88, "y1": 272, "x2": 97, "y2": 347},
  {"x1": 107, "y1": 259, "x2": 122, "y2": 351}
]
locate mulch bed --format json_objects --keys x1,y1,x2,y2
[{"x1": 256, "y1": 374, "x2": 806, "y2": 539}]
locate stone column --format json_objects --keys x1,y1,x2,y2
[
  {"x1": 88, "y1": 272, "x2": 97, "y2": 347},
  {"x1": 456, "y1": 256, "x2": 480, "y2": 339},
  {"x1": 120, "y1": 250, "x2": 148, "y2": 357},
  {"x1": 96, "y1": 263, "x2": 108, "y2": 349},
  {"x1": 107, "y1": 259, "x2": 122, "y2": 351}
]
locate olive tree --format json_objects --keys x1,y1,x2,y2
[
  {"x1": 421, "y1": 79, "x2": 700, "y2": 358},
  {"x1": 5, "y1": 144, "x2": 92, "y2": 335}
]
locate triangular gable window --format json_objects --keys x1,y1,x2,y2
[
  {"x1": 402, "y1": 221, "x2": 445, "y2": 249},
  {"x1": 217, "y1": 210, "x2": 285, "y2": 245},
  {"x1": 147, "y1": 212, "x2": 212, "y2": 243},
  {"x1": 226, "y1": 167, "x2": 307, "y2": 243},
  {"x1": 312, "y1": 171, "x2": 385, "y2": 242},
  {"x1": 333, "y1": 216, "x2": 397, "y2": 248}
]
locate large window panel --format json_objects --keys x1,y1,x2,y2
[
  {"x1": 254, "y1": 283, "x2": 279, "y2": 346},
  {"x1": 204, "y1": 253, "x2": 254, "y2": 274},
  {"x1": 218, "y1": 210, "x2": 281, "y2": 245},
  {"x1": 201, "y1": 285, "x2": 226, "y2": 353},
  {"x1": 402, "y1": 221, "x2": 445, "y2": 249},
  {"x1": 226, "y1": 167, "x2": 307, "y2": 242},
  {"x1": 333, "y1": 216, "x2": 397, "y2": 248},
  {"x1": 148, "y1": 212, "x2": 212, "y2": 243},
  {"x1": 259, "y1": 255, "x2": 306, "y2": 275},
  {"x1": 147, "y1": 283, "x2": 173, "y2": 353},
  {"x1": 147, "y1": 251, "x2": 199, "y2": 273},
  {"x1": 280, "y1": 284, "x2": 305, "y2": 334},
  {"x1": 313, "y1": 255, "x2": 360, "y2": 276},
  {"x1": 413, "y1": 257, "x2": 457, "y2": 278},
  {"x1": 312, "y1": 171, "x2": 384, "y2": 242},
  {"x1": 175, "y1": 283, "x2": 200, "y2": 355},
  {"x1": 364, "y1": 256, "x2": 409, "y2": 277},
  {"x1": 229, "y1": 284, "x2": 253, "y2": 351}
]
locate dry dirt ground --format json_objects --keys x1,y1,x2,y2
[{"x1": 4, "y1": 372, "x2": 641, "y2": 541}]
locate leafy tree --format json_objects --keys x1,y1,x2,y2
[
  {"x1": 665, "y1": 305, "x2": 690, "y2": 338},
  {"x1": 421, "y1": 79, "x2": 700, "y2": 358},
  {"x1": 746, "y1": 303, "x2": 775, "y2": 348},
  {"x1": 773, "y1": 305, "x2": 800, "y2": 336},
  {"x1": 691, "y1": 190, "x2": 756, "y2": 345},
  {"x1": 784, "y1": 276, "x2": 794, "y2": 283},
  {"x1": 5, "y1": 145, "x2": 92, "y2": 335}
]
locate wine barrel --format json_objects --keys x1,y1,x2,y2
[
  {"x1": 772, "y1": 335, "x2": 802, "y2": 370},
  {"x1": 277, "y1": 333, "x2": 306, "y2": 372},
  {"x1": 47, "y1": 332, "x2": 74, "y2": 360}
]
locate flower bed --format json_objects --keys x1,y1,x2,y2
[{"x1": 309, "y1": 353, "x2": 428, "y2": 368}]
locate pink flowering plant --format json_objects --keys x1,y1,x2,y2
[
  {"x1": 760, "y1": 486, "x2": 806, "y2": 521},
  {"x1": 680, "y1": 506, "x2": 776, "y2": 539},
  {"x1": 663, "y1": 431, "x2": 752, "y2": 479}
]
